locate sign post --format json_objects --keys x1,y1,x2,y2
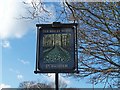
[
  {"x1": 55, "y1": 73, "x2": 59, "y2": 90},
  {"x1": 34, "y1": 22, "x2": 78, "y2": 90}
]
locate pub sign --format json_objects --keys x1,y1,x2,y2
[{"x1": 34, "y1": 22, "x2": 78, "y2": 73}]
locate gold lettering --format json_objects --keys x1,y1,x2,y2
[{"x1": 45, "y1": 64, "x2": 69, "y2": 69}]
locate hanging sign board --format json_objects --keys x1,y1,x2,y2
[{"x1": 35, "y1": 22, "x2": 77, "y2": 73}]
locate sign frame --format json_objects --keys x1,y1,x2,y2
[{"x1": 34, "y1": 22, "x2": 78, "y2": 73}]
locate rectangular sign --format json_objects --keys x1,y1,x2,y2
[
  {"x1": 38, "y1": 28, "x2": 75, "y2": 72},
  {"x1": 35, "y1": 23, "x2": 77, "y2": 73}
]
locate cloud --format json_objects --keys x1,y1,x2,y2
[
  {"x1": 0, "y1": 0, "x2": 56, "y2": 40},
  {"x1": 17, "y1": 74, "x2": 24, "y2": 80},
  {"x1": 0, "y1": 84, "x2": 11, "y2": 89},
  {"x1": 9, "y1": 68, "x2": 24, "y2": 81},
  {"x1": 2, "y1": 40, "x2": 11, "y2": 48},
  {"x1": 19, "y1": 59, "x2": 30, "y2": 65},
  {"x1": 45, "y1": 73, "x2": 70, "y2": 87},
  {"x1": 60, "y1": 75, "x2": 70, "y2": 85},
  {"x1": 0, "y1": 0, "x2": 35, "y2": 40},
  {"x1": 9, "y1": 68, "x2": 20, "y2": 74}
]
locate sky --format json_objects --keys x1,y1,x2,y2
[{"x1": 0, "y1": 0, "x2": 110, "y2": 89}]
